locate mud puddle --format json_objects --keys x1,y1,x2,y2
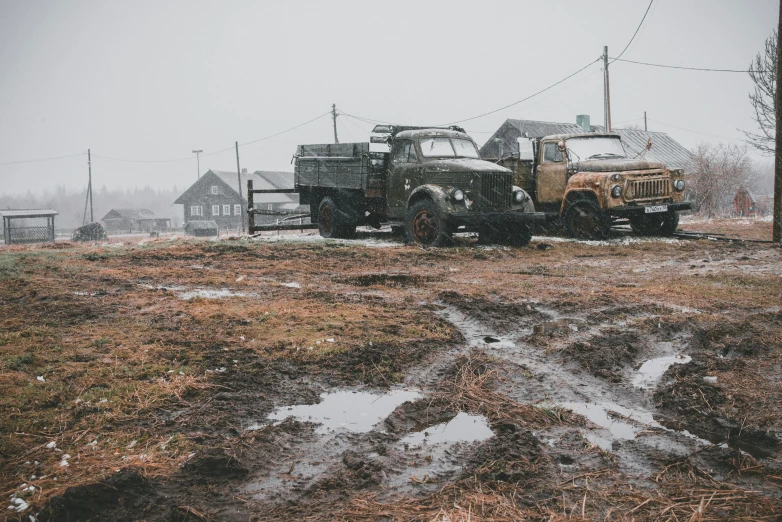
[
  {"x1": 337, "y1": 273, "x2": 440, "y2": 287},
  {"x1": 631, "y1": 354, "x2": 691, "y2": 389},
  {"x1": 260, "y1": 389, "x2": 421, "y2": 434},
  {"x1": 400, "y1": 412, "x2": 494, "y2": 447}
]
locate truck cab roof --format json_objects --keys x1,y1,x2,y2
[{"x1": 394, "y1": 128, "x2": 472, "y2": 140}]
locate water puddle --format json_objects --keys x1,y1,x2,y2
[
  {"x1": 631, "y1": 354, "x2": 691, "y2": 389},
  {"x1": 177, "y1": 288, "x2": 257, "y2": 300},
  {"x1": 400, "y1": 413, "x2": 494, "y2": 447},
  {"x1": 533, "y1": 318, "x2": 586, "y2": 335},
  {"x1": 260, "y1": 389, "x2": 421, "y2": 434},
  {"x1": 560, "y1": 401, "x2": 654, "y2": 450}
]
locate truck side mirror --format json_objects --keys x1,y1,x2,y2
[
  {"x1": 557, "y1": 140, "x2": 566, "y2": 153},
  {"x1": 516, "y1": 137, "x2": 535, "y2": 161}
]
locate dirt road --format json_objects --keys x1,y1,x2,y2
[{"x1": 1, "y1": 227, "x2": 780, "y2": 521}]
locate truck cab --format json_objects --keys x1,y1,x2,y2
[{"x1": 514, "y1": 133, "x2": 691, "y2": 238}]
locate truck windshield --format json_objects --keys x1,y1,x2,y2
[
  {"x1": 566, "y1": 137, "x2": 626, "y2": 160},
  {"x1": 419, "y1": 137, "x2": 480, "y2": 158}
]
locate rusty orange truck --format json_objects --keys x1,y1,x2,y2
[{"x1": 491, "y1": 132, "x2": 692, "y2": 238}]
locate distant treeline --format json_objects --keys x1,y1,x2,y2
[{"x1": 0, "y1": 185, "x2": 184, "y2": 231}]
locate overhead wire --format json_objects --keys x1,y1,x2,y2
[
  {"x1": 0, "y1": 152, "x2": 86, "y2": 166},
  {"x1": 647, "y1": 118, "x2": 742, "y2": 141},
  {"x1": 610, "y1": 57, "x2": 762, "y2": 73},
  {"x1": 611, "y1": 0, "x2": 654, "y2": 63}
]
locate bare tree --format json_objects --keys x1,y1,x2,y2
[
  {"x1": 742, "y1": 30, "x2": 777, "y2": 155},
  {"x1": 689, "y1": 143, "x2": 757, "y2": 217}
]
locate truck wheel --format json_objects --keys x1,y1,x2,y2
[
  {"x1": 317, "y1": 196, "x2": 355, "y2": 239},
  {"x1": 564, "y1": 202, "x2": 610, "y2": 239},
  {"x1": 406, "y1": 199, "x2": 452, "y2": 247},
  {"x1": 630, "y1": 211, "x2": 678, "y2": 236}
]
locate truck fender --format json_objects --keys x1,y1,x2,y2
[
  {"x1": 560, "y1": 189, "x2": 600, "y2": 216},
  {"x1": 407, "y1": 184, "x2": 457, "y2": 215}
]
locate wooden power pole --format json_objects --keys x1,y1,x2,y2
[
  {"x1": 332, "y1": 104, "x2": 339, "y2": 144},
  {"x1": 235, "y1": 141, "x2": 245, "y2": 233},
  {"x1": 775, "y1": 0, "x2": 782, "y2": 242},
  {"x1": 603, "y1": 46, "x2": 612, "y2": 133}
]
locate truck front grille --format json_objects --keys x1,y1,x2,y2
[
  {"x1": 477, "y1": 173, "x2": 512, "y2": 210},
  {"x1": 629, "y1": 178, "x2": 671, "y2": 201}
]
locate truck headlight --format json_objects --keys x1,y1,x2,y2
[
  {"x1": 611, "y1": 185, "x2": 623, "y2": 198},
  {"x1": 674, "y1": 180, "x2": 685, "y2": 192},
  {"x1": 612, "y1": 173, "x2": 621, "y2": 181},
  {"x1": 451, "y1": 188, "x2": 465, "y2": 202},
  {"x1": 514, "y1": 190, "x2": 525, "y2": 203}
]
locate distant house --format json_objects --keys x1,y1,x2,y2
[
  {"x1": 101, "y1": 208, "x2": 171, "y2": 233},
  {"x1": 733, "y1": 187, "x2": 773, "y2": 217},
  {"x1": 479, "y1": 118, "x2": 696, "y2": 171},
  {"x1": 173, "y1": 169, "x2": 300, "y2": 231}
]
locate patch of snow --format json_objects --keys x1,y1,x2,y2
[
  {"x1": 281, "y1": 282, "x2": 301, "y2": 288},
  {"x1": 36, "y1": 376, "x2": 45, "y2": 382},
  {"x1": 45, "y1": 441, "x2": 56, "y2": 450}
]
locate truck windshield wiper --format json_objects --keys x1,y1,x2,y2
[{"x1": 587, "y1": 153, "x2": 622, "y2": 159}]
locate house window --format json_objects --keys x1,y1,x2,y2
[
  {"x1": 268, "y1": 204, "x2": 273, "y2": 211},
  {"x1": 234, "y1": 204, "x2": 241, "y2": 215},
  {"x1": 190, "y1": 206, "x2": 202, "y2": 217},
  {"x1": 211, "y1": 186, "x2": 218, "y2": 195},
  {"x1": 223, "y1": 204, "x2": 230, "y2": 215},
  {"x1": 212, "y1": 205, "x2": 220, "y2": 216}
]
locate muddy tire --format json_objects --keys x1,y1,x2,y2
[
  {"x1": 630, "y1": 211, "x2": 679, "y2": 236},
  {"x1": 317, "y1": 196, "x2": 356, "y2": 239},
  {"x1": 406, "y1": 199, "x2": 452, "y2": 247},
  {"x1": 564, "y1": 201, "x2": 610, "y2": 239}
]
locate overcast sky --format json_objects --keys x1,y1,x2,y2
[{"x1": 0, "y1": 0, "x2": 777, "y2": 195}]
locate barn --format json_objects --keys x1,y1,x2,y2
[{"x1": 101, "y1": 208, "x2": 171, "y2": 233}]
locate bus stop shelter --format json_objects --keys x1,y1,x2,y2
[{"x1": 1, "y1": 209, "x2": 58, "y2": 244}]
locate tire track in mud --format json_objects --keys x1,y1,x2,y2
[{"x1": 433, "y1": 302, "x2": 757, "y2": 478}]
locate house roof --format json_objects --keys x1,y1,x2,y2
[
  {"x1": 479, "y1": 119, "x2": 695, "y2": 170},
  {"x1": 174, "y1": 170, "x2": 296, "y2": 205},
  {"x1": 0, "y1": 209, "x2": 58, "y2": 218},
  {"x1": 101, "y1": 208, "x2": 158, "y2": 221},
  {"x1": 257, "y1": 171, "x2": 294, "y2": 190}
]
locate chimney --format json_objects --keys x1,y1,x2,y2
[
  {"x1": 241, "y1": 168, "x2": 248, "y2": 174},
  {"x1": 576, "y1": 114, "x2": 591, "y2": 133}
]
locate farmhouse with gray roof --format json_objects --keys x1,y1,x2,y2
[
  {"x1": 174, "y1": 169, "x2": 300, "y2": 231},
  {"x1": 479, "y1": 118, "x2": 695, "y2": 171}
]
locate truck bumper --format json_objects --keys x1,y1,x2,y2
[
  {"x1": 609, "y1": 202, "x2": 693, "y2": 216},
  {"x1": 449, "y1": 210, "x2": 547, "y2": 227}
]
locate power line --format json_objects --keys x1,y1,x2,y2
[
  {"x1": 647, "y1": 118, "x2": 742, "y2": 141},
  {"x1": 438, "y1": 59, "x2": 601, "y2": 125},
  {"x1": 611, "y1": 0, "x2": 654, "y2": 63},
  {"x1": 611, "y1": 57, "x2": 761, "y2": 73},
  {"x1": 0, "y1": 152, "x2": 86, "y2": 166},
  {"x1": 93, "y1": 111, "x2": 332, "y2": 164}
]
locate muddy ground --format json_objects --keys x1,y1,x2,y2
[{"x1": 1, "y1": 223, "x2": 781, "y2": 521}]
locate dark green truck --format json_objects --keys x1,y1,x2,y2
[{"x1": 293, "y1": 125, "x2": 544, "y2": 246}]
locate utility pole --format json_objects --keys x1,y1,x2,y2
[
  {"x1": 235, "y1": 141, "x2": 245, "y2": 233},
  {"x1": 332, "y1": 103, "x2": 339, "y2": 144},
  {"x1": 774, "y1": 0, "x2": 782, "y2": 242},
  {"x1": 88, "y1": 149, "x2": 93, "y2": 223},
  {"x1": 644, "y1": 111, "x2": 648, "y2": 131},
  {"x1": 603, "y1": 46, "x2": 612, "y2": 133},
  {"x1": 192, "y1": 149, "x2": 202, "y2": 179}
]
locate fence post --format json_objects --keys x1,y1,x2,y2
[{"x1": 247, "y1": 179, "x2": 254, "y2": 234}]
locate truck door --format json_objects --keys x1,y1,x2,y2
[
  {"x1": 387, "y1": 139, "x2": 419, "y2": 219},
  {"x1": 535, "y1": 141, "x2": 567, "y2": 204}
]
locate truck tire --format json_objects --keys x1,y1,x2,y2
[
  {"x1": 630, "y1": 211, "x2": 679, "y2": 236},
  {"x1": 317, "y1": 196, "x2": 356, "y2": 239},
  {"x1": 564, "y1": 201, "x2": 610, "y2": 239},
  {"x1": 406, "y1": 199, "x2": 452, "y2": 247}
]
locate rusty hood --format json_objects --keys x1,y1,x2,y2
[{"x1": 573, "y1": 158, "x2": 665, "y2": 173}]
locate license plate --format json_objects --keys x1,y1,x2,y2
[{"x1": 644, "y1": 205, "x2": 667, "y2": 214}]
